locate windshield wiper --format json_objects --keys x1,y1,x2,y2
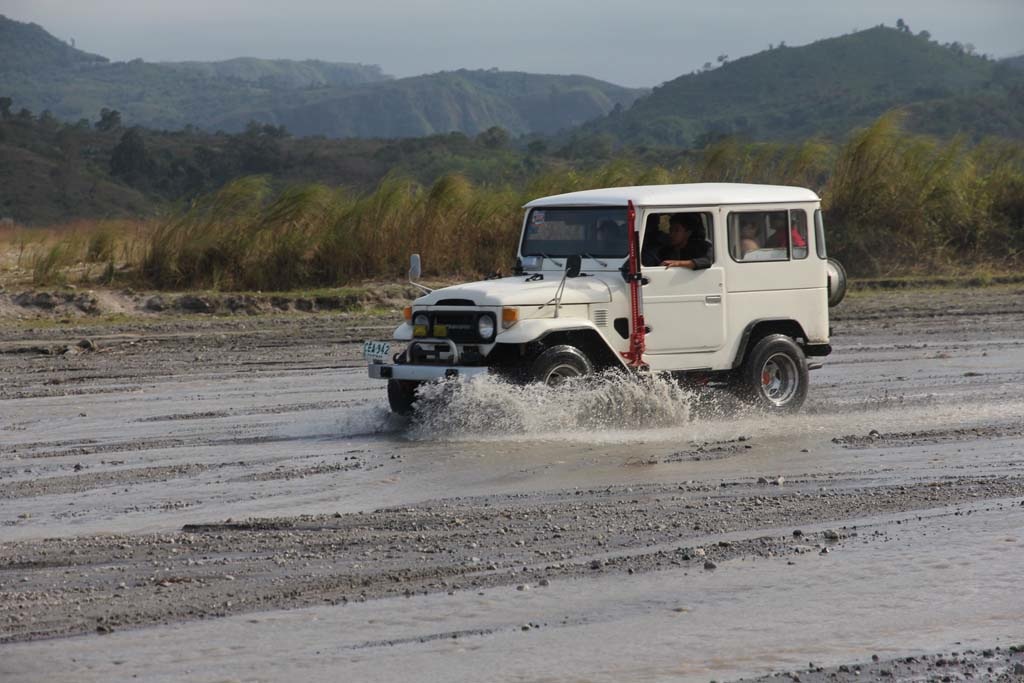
[
  {"x1": 580, "y1": 253, "x2": 608, "y2": 267},
  {"x1": 530, "y1": 253, "x2": 563, "y2": 268}
]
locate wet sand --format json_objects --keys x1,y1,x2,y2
[{"x1": 2, "y1": 286, "x2": 1024, "y2": 681}]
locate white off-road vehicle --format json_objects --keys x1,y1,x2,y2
[{"x1": 366, "y1": 183, "x2": 845, "y2": 414}]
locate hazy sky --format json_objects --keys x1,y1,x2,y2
[{"x1": 2, "y1": 0, "x2": 1022, "y2": 87}]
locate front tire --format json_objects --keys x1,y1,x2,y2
[
  {"x1": 529, "y1": 345, "x2": 593, "y2": 386},
  {"x1": 387, "y1": 379, "x2": 421, "y2": 415},
  {"x1": 738, "y1": 334, "x2": 808, "y2": 413}
]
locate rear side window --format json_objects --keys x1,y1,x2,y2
[
  {"x1": 728, "y1": 209, "x2": 809, "y2": 262},
  {"x1": 814, "y1": 209, "x2": 827, "y2": 259},
  {"x1": 728, "y1": 211, "x2": 788, "y2": 262},
  {"x1": 791, "y1": 210, "x2": 809, "y2": 260}
]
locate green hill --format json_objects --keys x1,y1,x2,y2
[
  {"x1": 0, "y1": 15, "x2": 643, "y2": 138},
  {"x1": 215, "y1": 70, "x2": 645, "y2": 137},
  {"x1": 581, "y1": 26, "x2": 1021, "y2": 146},
  {"x1": 0, "y1": 15, "x2": 107, "y2": 71},
  {"x1": 161, "y1": 58, "x2": 389, "y2": 89},
  {"x1": 0, "y1": 116, "x2": 151, "y2": 224}
]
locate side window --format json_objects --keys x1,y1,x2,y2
[
  {"x1": 791, "y1": 210, "x2": 809, "y2": 260},
  {"x1": 814, "y1": 209, "x2": 827, "y2": 259},
  {"x1": 641, "y1": 211, "x2": 714, "y2": 267},
  {"x1": 728, "y1": 211, "x2": 789, "y2": 262}
]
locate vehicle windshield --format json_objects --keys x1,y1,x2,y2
[{"x1": 520, "y1": 207, "x2": 629, "y2": 260}]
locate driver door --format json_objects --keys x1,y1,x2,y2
[{"x1": 640, "y1": 208, "x2": 726, "y2": 354}]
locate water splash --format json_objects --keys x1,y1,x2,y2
[
  {"x1": 400, "y1": 368, "x2": 1024, "y2": 447},
  {"x1": 407, "y1": 372, "x2": 699, "y2": 440}
]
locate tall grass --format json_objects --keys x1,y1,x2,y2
[
  {"x1": 823, "y1": 112, "x2": 1024, "y2": 275},
  {"x1": 92, "y1": 131, "x2": 1024, "y2": 288},
  {"x1": 0, "y1": 219, "x2": 151, "y2": 286},
  {"x1": 31, "y1": 239, "x2": 80, "y2": 286},
  {"x1": 8, "y1": 113, "x2": 1024, "y2": 289}
]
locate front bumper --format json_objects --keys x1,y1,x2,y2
[{"x1": 368, "y1": 363, "x2": 491, "y2": 382}]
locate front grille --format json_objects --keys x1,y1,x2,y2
[{"x1": 432, "y1": 311, "x2": 484, "y2": 342}]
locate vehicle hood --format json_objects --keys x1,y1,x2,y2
[{"x1": 415, "y1": 275, "x2": 613, "y2": 307}]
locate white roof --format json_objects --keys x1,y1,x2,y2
[{"x1": 524, "y1": 183, "x2": 819, "y2": 208}]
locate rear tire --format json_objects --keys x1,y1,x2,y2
[
  {"x1": 827, "y1": 257, "x2": 848, "y2": 307},
  {"x1": 529, "y1": 345, "x2": 593, "y2": 386},
  {"x1": 387, "y1": 379, "x2": 421, "y2": 415},
  {"x1": 737, "y1": 334, "x2": 808, "y2": 413}
]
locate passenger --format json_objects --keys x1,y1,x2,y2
[
  {"x1": 767, "y1": 214, "x2": 807, "y2": 249},
  {"x1": 738, "y1": 219, "x2": 761, "y2": 258},
  {"x1": 657, "y1": 213, "x2": 713, "y2": 270},
  {"x1": 767, "y1": 214, "x2": 788, "y2": 249},
  {"x1": 790, "y1": 215, "x2": 808, "y2": 249},
  {"x1": 740, "y1": 237, "x2": 761, "y2": 256}
]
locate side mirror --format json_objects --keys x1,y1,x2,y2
[
  {"x1": 409, "y1": 253, "x2": 422, "y2": 281},
  {"x1": 565, "y1": 254, "x2": 582, "y2": 278}
]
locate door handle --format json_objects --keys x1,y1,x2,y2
[{"x1": 705, "y1": 295, "x2": 722, "y2": 304}]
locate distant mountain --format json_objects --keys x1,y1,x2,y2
[
  {"x1": 0, "y1": 14, "x2": 107, "y2": 71},
  {"x1": 0, "y1": 15, "x2": 644, "y2": 137},
  {"x1": 1003, "y1": 54, "x2": 1024, "y2": 70},
  {"x1": 216, "y1": 70, "x2": 645, "y2": 137},
  {"x1": 161, "y1": 58, "x2": 389, "y2": 89},
  {"x1": 579, "y1": 26, "x2": 1024, "y2": 145}
]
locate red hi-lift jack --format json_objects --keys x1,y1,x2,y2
[{"x1": 622, "y1": 200, "x2": 647, "y2": 369}]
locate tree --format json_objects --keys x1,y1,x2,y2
[
  {"x1": 896, "y1": 18, "x2": 910, "y2": 33},
  {"x1": 55, "y1": 126, "x2": 84, "y2": 201},
  {"x1": 39, "y1": 110, "x2": 58, "y2": 129},
  {"x1": 110, "y1": 128, "x2": 154, "y2": 185},
  {"x1": 96, "y1": 108, "x2": 122, "y2": 132},
  {"x1": 476, "y1": 126, "x2": 509, "y2": 149},
  {"x1": 0, "y1": 97, "x2": 11, "y2": 120},
  {"x1": 717, "y1": 54, "x2": 729, "y2": 66},
  {"x1": 918, "y1": 30, "x2": 931, "y2": 41},
  {"x1": 231, "y1": 121, "x2": 285, "y2": 174}
]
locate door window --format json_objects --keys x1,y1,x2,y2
[{"x1": 640, "y1": 212, "x2": 714, "y2": 267}]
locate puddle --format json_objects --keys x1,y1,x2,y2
[
  {"x1": 4, "y1": 501, "x2": 1021, "y2": 683},
  {"x1": 4, "y1": 362, "x2": 1024, "y2": 542}
]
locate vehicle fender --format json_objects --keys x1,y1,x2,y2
[
  {"x1": 497, "y1": 318, "x2": 606, "y2": 344},
  {"x1": 731, "y1": 318, "x2": 807, "y2": 369}
]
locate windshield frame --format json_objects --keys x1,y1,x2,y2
[{"x1": 518, "y1": 205, "x2": 630, "y2": 264}]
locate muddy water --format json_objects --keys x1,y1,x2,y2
[
  {"x1": 3, "y1": 288, "x2": 1024, "y2": 680},
  {"x1": 3, "y1": 354, "x2": 1023, "y2": 541}
]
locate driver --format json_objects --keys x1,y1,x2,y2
[{"x1": 649, "y1": 213, "x2": 712, "y2": 269}]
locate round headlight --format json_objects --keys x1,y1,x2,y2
[
  {"x1": 413, "y1": 313, "x2": 429, "y2": 327},
  {"x1": 477, "y1": 315, "x2": 495, "y2": 340}
]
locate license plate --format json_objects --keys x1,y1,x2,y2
[{"x1": 363, "y1": 341, "x2": 391, "y2": 363}]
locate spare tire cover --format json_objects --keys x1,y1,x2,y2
[{"x1": 826, "y1": 257, "x2": 848, "y2": 307}]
